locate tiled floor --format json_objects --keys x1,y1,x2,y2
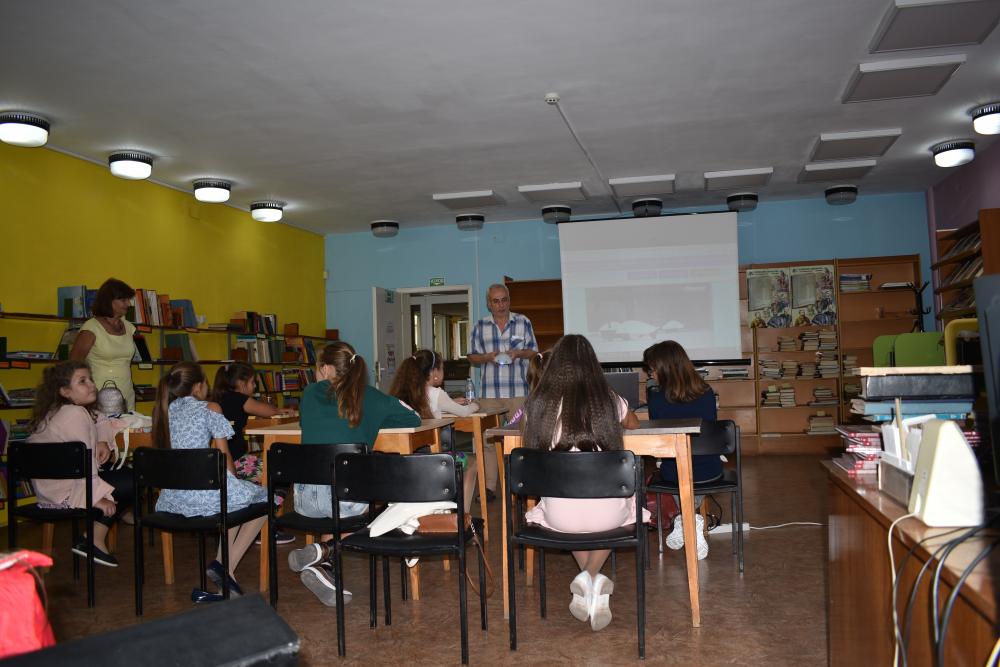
[{"x1": 10, "y1": 455, "x2": 829, "y2": 666}]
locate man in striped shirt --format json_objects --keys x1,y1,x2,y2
[{"x1": 468, "y1": 283, "x2": 538, "y2": 497}]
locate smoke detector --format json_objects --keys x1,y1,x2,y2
[
  {"x1": 456, "y1": 214, "x2": 485, "y2": 231},
  {"x1": 541, "y1": 205, "x2": 571, "y2": 224},
  {"x1": 632, "y1": 198, "x2": 663, "y2": 217},
  {"x1": 727, "y1": 192, "x2": 758, "y2": 212},
  {"x1": 371, "y1": 220, "x2": 400, "y2": 237},
  {"x1": 825, "y1": 185, "x2": 858, "y2": 206}
]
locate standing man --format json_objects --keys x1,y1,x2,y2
[{"x1": 468, "y1": 283, "x2": 538, "y2": 498}]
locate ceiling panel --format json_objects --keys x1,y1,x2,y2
[
  {"x1": 810, "y1": 129, "x2": 902, "y2": 161},
  {"x1": 798, "y1": 159, "x2": 877, "y2": 182},
  {"x1": 704, "y1": 168, "x2": 773, "y2": 191},
  {"x1": 871, "y1": 0, "x2": 1000, "y2": 53},
  {"x1": 842, "y1": 55, "x2": 966, "y2": 103}
]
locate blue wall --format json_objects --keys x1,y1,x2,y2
[{"x1": 326, "y1": 191, "x2": 932, "y2": 367}]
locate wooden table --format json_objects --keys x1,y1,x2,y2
[
  {"x1": 825, "y1": 461, "x2": 998, "y2": 666},
  {"x1": 244, "y1": 418, "x2": 454, "y2": 597},
  {"x1": 487, "y1": 419, "x2": 703, "y2": 626},
  {"x1": 444, "y1": 407, "x2": 508, "y2": 542}
]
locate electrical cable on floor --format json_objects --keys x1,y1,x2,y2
[
  {"x1": 748, "y1": 522, "x2": 824, "y2": 530},
  {"x1": 935, "y1": 537, "x2": 999, "y2": 667},
  {"x1": 888, "y1": 512, "x2": 916, "y2": 667},
  {"x1": 986, "y1": 635, "x2": 1000, "y2": 667}
]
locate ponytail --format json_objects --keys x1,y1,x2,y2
[
  {"x1": 152, "y1": 361, "x2": 206, "y2": 449},
  {"x1": 210, "y1": 361, "x2": 255, "y2": 403},
  {"x1": 388, "y1": 350, "x2": 436, "y2": 418},
  {"x1": 318, "y1": 342, "x2": 369, "y2": 428}
]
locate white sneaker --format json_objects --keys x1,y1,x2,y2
[
  {"x1": 665, "y1": 515, "x2": 685, "y2": 550},
  {"x1": 569, "y1": 571, "x2": 592, "y2": 622},
  {"x1": 694, "y1": 515, "x2": 709, "y2": 560},
  {"x1": 301, "y1": 565, "x2": 352, "y2": 607},
  {"x1": 589, "y1": 573, "x2": 614, "y2": 631},
  {"x1": 666, "y1": 514, "x2": 710, "y2": 560}
]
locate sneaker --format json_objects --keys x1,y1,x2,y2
[
  {"x1": 665, "y1": 515, "x2": 710, "y2": 560},
  {"x1": 288, "y1": 543, "x2": 326, "y2": 572},
  {"x1": 589, "y1": 574, "x2": 614, "y2": 631},
  {"x1": 695, "y1": 514, "x2": 709, "y2": 560},
  {"x1": 206, "y1": 560, "x2": 244, "y2": 597},
  {"x1": 71, "y1": 542, "x2": 118, "y2": 568},
  {"x1": 569, "y1": 571, "x2": 592, "y2": 622},
  {"x1": 301, "y1": 565, "x2": 352, "y2": 607},
  {"x1": 255, "y1": 531, "x2": 296, "y2": 546},
  {"x1": 665, "y1": 516, "x2": 685, "y2": 551}
]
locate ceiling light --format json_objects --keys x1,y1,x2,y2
[
  {"x1": 250, "y1": 200, "x2": 284, "y2": 223},
  {"x1": 971, "y1": 103, "x2": 1000, "y2": 135},
  {"x1": 456, "y1": 214, "x2": 484, "y2": 231},
  {"x1": 727, "y1": 193, "x2": 758, "y2": 212},
  {"x1": 371, "y1": 220, "x2": 399, "y2": 238},
  {"x1": 0, "y1": 112, "x2": 50, "y2": 147},
  {"x1": 931, "y1": 140, "x2": 975, "y2": 168},
  {"x1": 541, "y1": 205, "x2": 571, "y2": 224},
  {"x1": 632, "y1": 198, "x2": 662, "y2": 217},
  {"x1": 825, "y1": 185, "x2": 858, "y2": 206},
  {"x1": 193, "y1": 179, "x2": 231, "y2": 203},
  {"x1": 108, "y1": 151, "x2": 153, "y2": 180}
]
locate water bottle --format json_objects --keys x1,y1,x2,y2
[{"x1": 465, "y1": 378, "x2": 476, "y2": 402}]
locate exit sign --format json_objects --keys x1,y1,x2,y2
[{"x1": 429, "y1": 277, "x2": 445, "y2": 286}]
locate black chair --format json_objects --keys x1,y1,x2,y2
[
  {"x1": 6, "y1": 441, "x2": 98, "y2": 607},
  {"x1": 331, "y1": 453, "x2": 487, "y2": 665},
  {"x1": 265, "y1": 442, "x2": 369, "y2": 608},
  {"x1": 647, "y1": 419, "x2": 745, "y2": 572},
  {"x1": 132, "y1": 448, "x2": 268, "y2": 615},
  {"x1": 505, "y1": 447, "x2": 646, "y2": 658}
]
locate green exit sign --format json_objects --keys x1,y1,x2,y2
[{"x1": 429, "y1": 277, "x2": 445, "y2": 286}]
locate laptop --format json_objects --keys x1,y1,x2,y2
[{"x1": 604, "y1": 371, "x2": 641, "y2": 411}]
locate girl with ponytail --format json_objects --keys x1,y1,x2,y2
[{"x1": 152, "y1": 361, "x2": 267, "y2": 597}]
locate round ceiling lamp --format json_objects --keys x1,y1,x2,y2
[
  {"x1": 631, "y1": 198, "x2": 662, "y2": 217},
  {"x1": 456, "y1": 214, "x2": 484, "y2": 231},
  {"x1": 250, "y1": 200, "x2": 284, "y2": 223},
  {"x1": 971, "y1": 103, "x2": 1000, "y2": 135},
  {"x1": 930, "y1": 140, "x2": 975, "y2": 168},
  {"x1": 193, "y1": 179, "x2": 232, "y2": 203},
  {"x1": 825, "y1": 185, "x2": 858, "y2": 206},
  {"x1": 0, "y1": 112, "x2": 50, "y2": 147},
  {"x1": 726, "y1": 192, "x2": 758, "y2": 212},
  {"x1": 108, "y1": 151, "x2": 153, "y2": 180},
  {"x1": 541, "y1": 205, "x2": 571, "y2": 224},
  {"x1": 371, "y1": 220, "x2": 400, "y2": 238}
]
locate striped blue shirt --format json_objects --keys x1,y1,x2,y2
[{"x1": 470, "y1": 312, "x2": 538, "y2": 398}]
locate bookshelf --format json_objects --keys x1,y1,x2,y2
[
  {"x1": 503, "y1": 278, "x2": 563, "y2": 352},
  {"x1": 933, "y1": 208, "x2": 1000, "y2": 323}
]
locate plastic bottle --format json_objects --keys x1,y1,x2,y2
[{"x1": 465, "y1": 378, "x2": 476, "y2": 402}]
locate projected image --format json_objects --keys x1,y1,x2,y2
[{"x1": 586, "y1": 284, "x2": 712, "y2": 341}]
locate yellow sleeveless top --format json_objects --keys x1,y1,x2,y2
[{"x1": 80, "y1": 317, "x2": 137, "y2": 410}]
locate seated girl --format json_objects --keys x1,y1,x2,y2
[
  {"x1": 27, "y1": 361, "x2": 134, "y2": 567},
  {"x1": 389, "y1": 349, "x2": 479, "y2": 512},
  {"x1": 642, "y1": 340, "x2": 720, "y2": 560},
  {"x1": 506, "y1": 350, "x2": 549, "y2": 425},
  {"x1": 152, "y1": 361, "x2": 267, "y2": 598},
  {"x1": 521, "y1": 334, "x2": 642, "y2": 632},
  {"x1": 286, "y1": 341, "x2": 420, "y2": 607}
]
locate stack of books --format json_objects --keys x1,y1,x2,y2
[
  {"x1": 840, "y1": 273, "x2": 872, "y2": 292},
  {"x1": 0, "y1": 385, "x2": 35, "y2": 408},
  {"x1": 818, "y1": 356, "x2": 840, "y2": 378},
  {"x1": 777, "y1": 336, "x2": 798, "y2": 351},
  {"x1": 799, "y1": 360, "x2": 817, "y2": 378},
  {"x1": 779, "y1": 383, "x2": 796, "y2": 407},
  {"x1": 232, "y1": 311, "x2": 278, "y2": 336},
  {"x1": 761, "y1": 385, "x2": 781, "y2": 407},
  {"x1": 720, "y1": 367, "x2": 750, "y2": 380},
  {"x1": 232, "y1": 335, "x2": 285, "y2": 364},
  {"x1": 807, "y1": 411, "x2": 837, "y2": 435},
  {"x1": 781, "y1": 360, "x2": 799, "y2": 378},
  {"x1": 818, "y1": 330, "x2": 837, "y2": 350},
  {"x1": 850, "y1": 398, "x2": 974, "y2": 422},
  {"x1": 843, "y1": 382, "x2": 861, "y2": 400},
  {"x1": 832, "y1": 424, "x2": 882, "y2": 475},
  {"x1": 810, "y1": 386, "x2": 838, "y2": 405},
  {"x1": 854, "y1": 366, "x2": 977, "y2": 424},
  {"x1": 842, "y1": 355, "x2": 859, "y2": 377},
  {"x1": 759, "y1": 359, "x2": 781, "y2": 379},
  {"x1": 800, "y1": 330, "x2": 819, "y2": 350}
]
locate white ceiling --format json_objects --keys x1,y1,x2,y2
[{"x1": 2, "y1": 0, "x2": 999, "y2": 234}]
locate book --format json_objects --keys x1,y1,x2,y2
[
  {"x1": 55, "y1": 324, "x2": 81, "y2": 360},
  {"x1": 164, "y1": 333, "x2": 198, "y2": 361},
  {"x1": 6, "y1": 351, "x2": 54, "y2": 360},
  {"x1": 133, "y1": 333, "x2": 153, "y2": 363},
  {"x1": 849, "y1": 398, "x2": 973, "y2": 415},
  {"x1": 56, "y1": 285, "x2": 87, "y2": 318},
  {"x1": 169, "y1": 299, "x2": 198, "y2": 328},
  {"x1": 859, "y1": 366, "x2": 976, "y2": 400},
  {"x1": 865, "y1": 412, "x2": 969, "y2": 423}
]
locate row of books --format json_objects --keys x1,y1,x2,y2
[
  {"x1": 761, "y1": 384, "x2": 795, "y2": 407},
  {"x1": 55, "y1": 285, "x2": 198, "y2": 328},
  {"x1": 256, "y1": 368, "x2": 317, "y2": 393},
  {"x1": 938, "y1": 230, "x2": 982, "y2": 262},
  {"x1": 231, "y1": 311, "x2": 279, "y2": 336},
  {"x1": 807, "y1": 411, "x2": 837, "y2": 435},
  {"x1": 941, "y1": 255, "x2": 984, "y2": 287},
  {"x1": 839, "y1": 273, "x2": 872, "y2": 292},
  {"x1": 0, "y1": 384, "x2": 34, "y2": 409},
  {"x1": 849, "y1": 398, "x2": 974, "y2": 423},
  {"x1": 719, "y1": 367, "x2": 750, "y2": 380},
  {"x1": 759, "y1": 358, "x2": 843, "y2": 379},
  {"x1": 0, "y1": 468, "x2": 36, "y2": 503},
  {"x1": 832, "y1": 424, "x2": 882, "y2": 475},
  {"x1": 233, "y1": 335, "x2": 286, "y2": 364}
]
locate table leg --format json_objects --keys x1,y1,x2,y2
[
  {"x1": 473, "y1": 419, "x2": 489, "y2": 542},
  {"x1": 161, "y1": 532, "x2": 175, "y2": 585},
  {"x1": 675, "y1": 438, "x2": 701, "y2": 627},
  {"x1": 525, "y1": 499, "x2": 535, "y2": 586}
]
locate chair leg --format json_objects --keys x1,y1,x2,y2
[
  {"x1": 334, "y1": 544, "x2": 347, "y2": 657},
  {"x1": 71, "y1": 519, "x2": 80, "y2": 582},
  {"x1": 268, "y1": 518, "x2": 279, "y2": 608},
  {"x1": 636, "y1": 542, "x2": 646, "y2": 659},
  {"x1": 161, "y1": 532, "x2": 175, "y2": 585},
  {"x1": 147, "y1": 492, "x2": 155, "y2": 547},
  {"x1": 538, "y1": 548, "x2": 546, "y2": 619},
  {"x1": 399, "y1": 558, "x2": 408, "y2": 601},
  {"x1": 220, "y1": 526, "x2": 231, "y2": 600},
  {"x1": 382, "y1": 557, "x2": 392, "y2": 626},
  {"x1": 730, "y1": 494, "x2": 737, "y2": 555},
  {"x1": 198, "y1": 532, "x2": 207, "y2": 592},
  {"x1": 737, "y1": 487, "x2": 745, "y2": 573},
  {"x1": 656, "y1": 493, "x2": 664, "y2": 554},
  {"x1": 611, "y1": 550, "x2": 617, "y2": 580},
  {"x1": 507, "y1": 538, "x2": 518, "y2": 651},
  {"x1": 134, "y1": 517, "x2": 144, "y2": 616},
  {"x1": 86, "y1": 517, "x2": 96, "y2": 608},
  {"x1": 478, "y1": 543, "x2": 487, "y2": 631},
  {"x1": 458, "y1": 546, "x2": 469, "y2": 665},
  {"x1": 369, "y1": 555, "x2": 378, "y2": 629},
  {"x1": 41, "y1": 523, "x2": 54, "y2": 555}
]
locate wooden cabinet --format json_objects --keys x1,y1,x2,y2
[
  {"x1": 933, "y1": 207, "x2": 1000, "y2": 323},
  {"x1": 504, "y1": 278, "x2": 563, "y2": 352}
]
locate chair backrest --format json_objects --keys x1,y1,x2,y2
[
  {"x1": 134, "y1": 448, "x2": 223, "y2": 491},
  {"x1": 8, "y1": 441, "x2": 88, "y2": 480},
  {"x1": 894, "y1": 331, "x2": 945, "y2": 366},
  {"x1": 690, "y1": 419, "x2": 738, "y2": 457},
  {"x1": 873, "y1": 334, "x2": 898, "y2": 367},
  {"x1": 507, "y1": 448, "x2": 638, "y2": 500},
  {"x1": 335, "y1": 453, "x2": 459, "y2": 504},
  {"x1": 267, "y1": 442, "x2": 366, "y2": 487}
]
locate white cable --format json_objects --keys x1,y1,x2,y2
[
  {"x1": 748, "y1": 521, "x2": 824, "y2": 530},
  {"x1": 888, "y1": 512, "x2": 916, "y2": 667},
  {"x1": 551, "y1": 101, "x2": 623, "y2": 216}
]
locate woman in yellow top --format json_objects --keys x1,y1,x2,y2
[{"x1": 70, "y1": 278, "x2": 137, "y2": 410}]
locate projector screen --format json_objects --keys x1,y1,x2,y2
[{"x1": 558, "y1": 212, "x2": 742, "y2": 364}]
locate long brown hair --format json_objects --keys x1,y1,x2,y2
[
  {"x1": 526, "y1": 350, "x2": 550, "y2": 392},
  {"x1": 643, "y1": 340, "x2": 711, "y2": 403},
  {"x1": 389, "y1": 349, "x2": 439, "y2": 418},
  {"x1": 152, "y1": 362, "x2": 206, "y2": 449},
  {"x1": 211, "y1": 361, "x2": 255, "y2": 402},
  {"x1": 522, "y1": 335, "x2": 623, "y2": 453},
  {"x1": 319, "y1": 342, "x2": 368, "y2": 429},
  {"x1": 30, "y1": 361, "x2": 92, "y2": 432}
]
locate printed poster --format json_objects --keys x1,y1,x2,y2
[
  {"x1": 747, "y1": 268, "x2": 791, "y2": 328},
  {"x1": 790, "y1": 265, "x2": 837, "y2": 326}
]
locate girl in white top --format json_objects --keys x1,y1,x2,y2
[{"x1": 389, "y1": 349, "x2": 480, "y2": 511}]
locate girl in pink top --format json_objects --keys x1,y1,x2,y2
[
  {"x1": 521, "y1": 334, "x2": 643, "y2": 631},
  {"x1": 27, "y1": 361, "x2": 128, "y2": 567}
]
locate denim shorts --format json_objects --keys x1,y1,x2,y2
[{"x1": 293, "y1": 483, "x2": 367, "y2": 519}]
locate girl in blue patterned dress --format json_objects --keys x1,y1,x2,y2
[{"x1": 152, "y1": 362, "x2": 267, "y2": 596}]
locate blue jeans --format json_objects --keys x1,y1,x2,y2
[{"x1": 293, "y1": 483, "x2": 367, "y2": 519}]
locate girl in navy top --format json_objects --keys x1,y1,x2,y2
[{"x1": 643, "y1": 340, "x2": 721, "y2": 559}]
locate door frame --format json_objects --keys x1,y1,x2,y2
[{"x1": 397, "y1": 284, "x2": 474, "y2": 358}]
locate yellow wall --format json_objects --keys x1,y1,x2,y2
[{"x1": 0, "y1": 143, "x2": 325, "y2": 332}]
